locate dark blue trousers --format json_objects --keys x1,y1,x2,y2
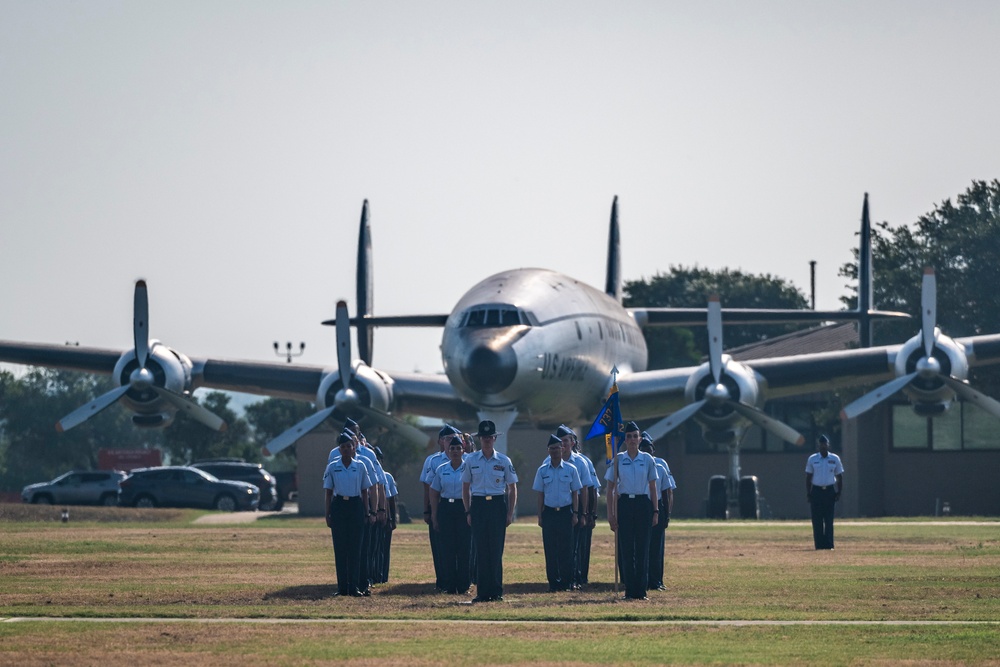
[
  {"x1": 329, "y1": 496, "x2": 364, "y2": 594},
  {"x1": 541, "y1": 505, "x2": 574, "y2": 590},
  {"x1": 617, "y1": 495, "x2": 652, "y2": 599},
  {"x1": 471, "y1": 495, "x2": 507, "y2": 599},
  {"x1": 810, "y1": 486, "x2": 837, "y2": 549},
  {"x1": 437, "y1": 499, "x2": 471, "y2": 593}
]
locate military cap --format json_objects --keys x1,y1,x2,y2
[
  {"x1": 555, "y1": 424, "x2": 576, "y2": 439},
  {"x1": 476, "y1": 420, "x2": 501, "y2": 437}
]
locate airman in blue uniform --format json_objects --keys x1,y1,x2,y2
[
  {"x1": 422, "y1": 424, "x2": 460, "y2": 590},
  {"x1": 806, "y1": 434, "x2": 844, "y2": 549},
  {"x1": 554, "y1": 424, "x2": 594, "y2": 589},
  {"x1": 462, "y1": 420, "x2": 518, "y2": 602},
  {"x1": 430, "y1": 436, "x2": 472, "y2": 594},
  {"x1": 605, "y1": 421, "x2": 658, "y2": 600},
  {"x1": 534, "y1": 434, "x2": 582, "y2": 591},
  {"x1": 640, "y1": 432, "x2": 675, "y2": 591},
  {"x1": 323, "y1": 432, "x2": 374, "y2": 597}
]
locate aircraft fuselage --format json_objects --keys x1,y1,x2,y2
[{"x1": 441, "y1": 268, "x2": 646, "y2": 425}]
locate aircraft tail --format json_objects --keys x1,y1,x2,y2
[
  {"x1": 605, "y1": 196, "x2": 621, "y2": 302},
  {"x1": 858, "y1": 193, "x2": 874, "y2": 347},
  {"x1": 356, "y1": 200, "x2": 375, "y2": 365}
]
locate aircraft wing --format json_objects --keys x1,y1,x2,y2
[
  {"x1": 0, "y1": 340, "x2": 475, "y2": 420},
  {"x1": 616, "y1": 332, "x2": 1000, "y2": 420},
  {"x1": 0, "y1": 341, "x2": 122, "y2": 374},
  {"x1": 629, "y1": 308, "x2": 909, "y2": 327}
]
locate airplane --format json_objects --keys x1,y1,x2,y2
[{"x1": 4, "y1": 195, "x2": 1000, "y2": 518}]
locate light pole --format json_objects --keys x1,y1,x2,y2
[{"x1": 274, "y1": 341, "x2": 305, "y2": 363}]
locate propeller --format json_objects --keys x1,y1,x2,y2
[
  {"x1": 842, "y1": 268, "x2": 1000, "y2": 420},
  {"x1": 262, "y1": 300, "x2": 428, "y2": 456},
  {"x1": 56, "y1": 280, "x2": 227, "y2": 433},
  {"x1": 645, "y1": 295, "x2": 805, "y2": 445}
]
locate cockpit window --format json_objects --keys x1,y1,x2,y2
[{"x1": 461, "y1": 305, "x2": 531, "y2": 328}]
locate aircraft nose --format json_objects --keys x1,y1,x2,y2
[{"x1": 461, "y1": 344, "x2": 518, "y2": 395}]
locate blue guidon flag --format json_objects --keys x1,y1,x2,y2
[{"x1": 585, "y1": 381, "x2": 624, "y2": 464}]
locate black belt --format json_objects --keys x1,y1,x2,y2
[
  {"x1": 619, "y1": 494, "x2": 647, "y2": 500},
  {"x1": 333, "y1": 495, "x2": 360, "y2": 501},
  {"x1": 543, "y1": 504, "x2": 572, "y2": 512},
  {"x1": 472, "y1": 495, "x2": 501, "y2": 501},
  {"x1": 814, "y1": 485, "x2": 835, "y2": 490},
  {"x1": 442, "y1": 497, "x2": 461, "y2": 503}
]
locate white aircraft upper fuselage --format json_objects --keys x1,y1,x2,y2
[{"x1": 441, "y1": 267, "x2": 646, "y2": 423}]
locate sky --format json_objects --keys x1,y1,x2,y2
[{"x1": 2, "y1": 1, "x2": 999, "y2": 392}]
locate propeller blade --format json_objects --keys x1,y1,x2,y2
[
  {"x1": 938, "y1": 375, "x2": 1000, "y2": 420},
  {"x1": 645, "y1": 399, "x2": 707, "y2": 442},
  {"x1": 335, "y1": 300, "x2": 353, "y2": 390},
  {"x1": 262, "y1": 405, "x2": 338, "y2": 457},
  {"x1": 134, "y1": 280, "x2": 150, "y2": 368},
  {"x1": 56, "y1": 384, "x2": 132, "y2": 432},
  {"x1": 840, "y1": 372, "x2": 918, "y2": 420},
  {"x1": 152, "y1": 387, "x2": 228, "y2": 432},
  {"x1": 728, "y1": 402, "x2": 805, "y2": 445},
  {"x1": 921, "y1": 267, "x2": 936, "y2": 357},
  {"x1": 355, "y1": 406, "x2": 430, "y2": 448},
  {"x1": 707, "y1": 295, "x2": 723, "y2": 383}
]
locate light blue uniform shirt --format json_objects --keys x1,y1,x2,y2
[
  {"x1": 328, "y1": 445, "x2": 386, "y2": 485},
  {"x1": 580, "y1": 452, "x2": 600, "y2": 497},
  {"x1": 431, "y1": 460, "x2": 467, "y2": 499},
  {"x1": 652, "y1": 457, "x2": 676, "y2": 496},
  {"x1": 421, "y1": 451, "x2": 447, "y2": 485},
  {"x1": 384, "y1": 472, "x2": 398, "y2": 498},
  {"x1": 323, "y1": 456, "x2": 373, "y2": 497},
  {"x1": 532, "y1": 459, "x2": 582, "y2": 508},
  {"x1": 806, "y1": 452, "x2": 844, "y2": 486},
  {"x1": 462, "y1": 450, "x2": 518, "y2": 495},
  {"x1": 604, "y1": 451, "x2": 658, "y2": 497}
]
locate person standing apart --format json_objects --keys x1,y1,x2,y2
[
  {"x1": 430, "y1": 436, "x2": 472, "y2": 594},
  {"x1": 605, "y1": 421, "x2": 658, "y2": 600},
  {"x1": 323, "y1": 432, "x2": 374, "y2": 597},
  {"x1": 805, "y1": 434, "x2": 844, "y2": 550},
  {"x1": 462, "y1": 420, "x2": 518, "y2": 602},
  {"x1": 533, "y1": 434, "x2": 582, "y2": 592}
]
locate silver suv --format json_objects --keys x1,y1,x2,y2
[{"x1": 22, "y1": 470, "x2": 127, "y2": 506}]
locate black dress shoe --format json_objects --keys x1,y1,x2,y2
[
  {"x1": 349, "y1": 589, "x2": 365, "y2": 597},
  {"x1": 655, "y1": 585, "x2": 667, "y2": 591},
  {"x1": 492, "y1": 595, "x2": 503, "y2": 602}
]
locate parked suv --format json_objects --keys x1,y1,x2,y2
[
  {"x1": 192, "y1": 460, "x2": 283, "y2": 511},
  {"x1": 22, "y1": 470, "x2": 127, "y2": 506},
  {"x1": 118, "y1": 466, "x2": 259, "y2": 511}
]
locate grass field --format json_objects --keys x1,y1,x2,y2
[{"x1": 1, "y1": 505, "x2": 998, "y2": 665}]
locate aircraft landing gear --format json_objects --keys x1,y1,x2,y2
[{"x1": 706, "y1": 474, "x2": 761, "y2": 519}]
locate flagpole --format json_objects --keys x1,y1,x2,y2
[{"x1": 608, "y1": 444, "x2": 621, "y2": 600}]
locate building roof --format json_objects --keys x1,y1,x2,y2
[{"x1": 727, "y1": 321, "x2": 859, "y2": 361}]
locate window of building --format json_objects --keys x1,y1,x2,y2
[{"x1": 891, "y1": 401, "x2": 1000, "y2": 450}]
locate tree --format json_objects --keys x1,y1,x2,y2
[
  {"x1": 0, "y1": 369, "x2": 156, "y2": 491},
  {"x1": 839, "y1": 179, "x2": 1000, "y2": 390},
  {"x1": 624, "y1": 266, "x2": 810, "y2": 370},
  {"x1": 160, "y1": 391, "x2": 251, "y2": 464},
  {"x1": 244, "y1": 397, "x2": 316, "y2": 469}
]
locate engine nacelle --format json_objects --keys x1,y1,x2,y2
[
  {"x1": 894, "y1": 328, "x2": 969, "y2": 413},
  {"x1": 317, "y1": 361, "x2": 393, "y2": 415},
  {"x1": 111, "y1": 340, "x2": 194, "y2": 428},
  {"x1": 684, "y1": 354, "x2": 762, "y2": 444}
]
